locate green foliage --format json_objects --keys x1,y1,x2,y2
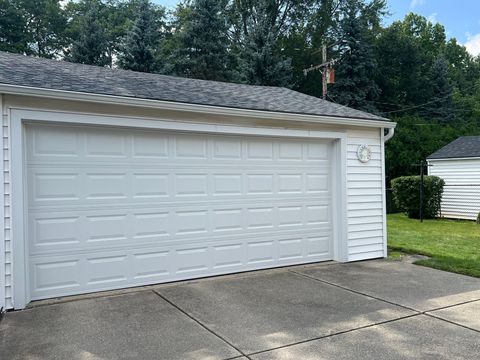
[
  {"x1": 0, "y1": 0, "x2": 26, "y2": 53},
  {"x1": 167, "y1": 0, "x2": 237, "y2": 81},
  {"x1": 0, "y1": 0, "x2": 67, "y2": 57},
  {"x1": 426, "y1": 54, "x2": 455, "y2": 122},
  {"x1": 229, "y1": 0, "x2": 311, "y2": 86},
  {"x1": 67, "y1": 4, "x2": 111, "y2": 66},
  {"x1": 117, "y1": 0, "x2": 163, "y2": 72},
  {"x1": 64, "y1": 0, "x2": 134, "y2": 66},
  {"x1": 391, "y1": 175, "x2": 444, "y2": 219},
  {"x1": 384, "y1": 115, "x2": 478, "y2": 182},
  {"x1": 329, "y1": 0, "x2": 382, "y2": 112}
]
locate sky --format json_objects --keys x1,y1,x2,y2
[{"x1": 153, "y1": 0, "x2": 480, "y2": 56}]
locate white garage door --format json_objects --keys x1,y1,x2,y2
[{"x1": 25, "y1": 123, "x2": 334, "y2": 300}]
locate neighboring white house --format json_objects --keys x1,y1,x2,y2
[
  {"x1": 0, "y1": 51, "x2": 395, "y2": 310},
  {"x1": 428, "y1": 136, "x2": 480, "y2": 220}
]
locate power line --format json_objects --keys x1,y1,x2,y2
[
  {"x1": 382, "y1": 82, "x2": 480, "y2": 114},
  {"x1": 325, "y1": 82, "x2": 480, "y2": 119}
]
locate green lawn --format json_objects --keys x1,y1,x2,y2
[{"x1": 387, "y1": 213, "x2": 480, "y2": 278}]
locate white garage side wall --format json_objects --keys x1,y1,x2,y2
[
  {"x1": 0, "y1": 95, "x2": 6, "y2": 310},
  {"x1": 428, "y1": 158, "x2": 480, "y2": 220},
  {"x1": 346, "y1": 128, "x2": 385, "y2": 261}
]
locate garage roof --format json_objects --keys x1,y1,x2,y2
[
  {"x1": 428, "y1": 136, "x2": 480, "y2": 159},
  {"x1": 0, "y1": 51, "x2": 389, "y2": 122}
]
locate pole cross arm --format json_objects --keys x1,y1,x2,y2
[{"x1": 303, "y1": 61, "x2": 332, "y2": 76}]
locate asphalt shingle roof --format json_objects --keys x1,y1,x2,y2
[
  {"x1": 0, "y1": 51, "x2": 389, "y2": 122},
  {"x1": 428, "y1": 136, "x2": 480, "y2": 159}
]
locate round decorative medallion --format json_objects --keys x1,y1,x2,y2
[{"x1": 357, "y1": 144, "x2": 372, "y2": 163}]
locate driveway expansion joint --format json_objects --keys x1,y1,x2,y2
[
  {"x1": 288, "y1": 269, "x2": 421, "y2": 313},
  {"x1": 424, "y1": 312, "x2": 480, "y2": 334},
  {"x1": 424, "y1": 298, "x2": 480, "y2": 313},
  {"x1": 151, "y1": 289, "x2": 252, "y2": 360},
  {"x1": 243, "y1": 313, "x2": 422, "y2": 358}
]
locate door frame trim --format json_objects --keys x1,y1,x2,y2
[{"x1": 10, "y1": 108, "x2": 348, "y2": 309}]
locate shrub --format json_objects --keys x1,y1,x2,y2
[{"x1": 391, "y1": 175, "x2": 444, "y2": 219}]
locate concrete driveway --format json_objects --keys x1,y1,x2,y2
[{"x1": 1, "y1": 260, "x2": 480, "y2": 360}]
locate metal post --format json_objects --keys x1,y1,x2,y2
[{"x1": 420, "y1": 161, "x2": 424, "y2": 222}]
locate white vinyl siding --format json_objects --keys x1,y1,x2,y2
[
  {"x1": 346, "y1": 129, "x2": 385, "y2": 261},
  {"x1": 428, "y1": 158, "x2": 480, "y2": 220},
  {"x1": 2, "y1": 102, "x2": 11, "y2": 310}
]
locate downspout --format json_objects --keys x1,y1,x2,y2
[{"x1": 384, "y1": 127, "x2": 395, "y2": 142}]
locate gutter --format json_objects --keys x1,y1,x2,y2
[
  {"x1": 0, "y1": 84, "x2": 396, "y2": 129},
  {"x1": 384, "y1": 127, "x2": 395, "y2": 142}
]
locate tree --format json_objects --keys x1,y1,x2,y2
[
  {"x1": 444, "y1": 38, "x2": 480, "y2": 94},
  {"x1": 67, "y1": 4, "x2": 111, "y2": 66},
  {"x1": 167, "y1": 0, "x2": 237, "y2": 81},
  {"x1": 118, "y1": 0, "x2": 163, "y2": 72},
  {"x1": 0, "y1": 0, "x2": 26, "y2": 53},
  {"x1": 230, "y1": 0, "x2": 313, "y2": 86},
  {"x1": 64, "y1": 0, "x2": 133, "y2": 67},
  {"x1": 374, "y1": 13, "x2": 449, "y2": 115},
  {"x1": 330, "y1": 0, "x2": 383, "y2": 112},
  {"x1": 287, "y1": 0, "x2": 344, "y2": 96},
  {"x1": 425, "y1": 54, "x2": 455, "y2": 122},
  {"x1": 22, "y1": 0, "x2": 68, "y2": 57},
  {"x1": 0, "y1": 0, "x2": 67, "y2": 58},
  {"x1": 374, "y1": 21, "x2": 426, "y2": 112},
  {"x1": 239, "y1": 11, "x2": 292, "y2": 86}
]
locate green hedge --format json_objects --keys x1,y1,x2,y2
[{"x1": 391, "y1": 175, "x2": 444, "y2": 219}]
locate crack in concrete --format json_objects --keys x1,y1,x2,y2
[{"x1": 151, "y1": 289, "x2": 252, "y2": 360}]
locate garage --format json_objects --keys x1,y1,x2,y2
[
  {"x1": 26, "y1": 123, "x2": 334, "y2": 300},
  {"x1": 0, "y1": 51, "x2": 395, "y2": 309}
]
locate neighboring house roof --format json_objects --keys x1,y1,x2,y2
[
  {"x1": 428, "y1": 136, "x2": 480, "y2": 159},
  {"x1": 0, "y1": 51, "x2": 389, "y2": 122}
]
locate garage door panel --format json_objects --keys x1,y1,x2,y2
[
  {"x1": 213, "y1": 138, "x2": 242, "y2": 159},
  {"x1": 28, "y1": 202, "x2": 332, "y2": 255},
  {"x1": 28, "y1": 203, "x2": 331, "y2": 255},
  {"x1": 26, "y1": 124, "x2": 334, "y2": 300},
  {"x1": 29, "y1": 230, "x2": 333, "y2": 299},
  {"x1": 28, "y1": 168, "x2": 329, "y2": 207},
  {"x1": 132, "y1": 132, "x2": 169, "y2": 159},
  {"x1": 31, "y1": 258, "x2": 82, "y2": 294},
  {"x1": 26, "y1": 126, "x2": 332, "y2": 166},
  {"x1": 27, "y1": 125, "x2": 81, "y2": 159},
  {"x1": 85, "y1": 130, "x2": 128, "y2": 158}
]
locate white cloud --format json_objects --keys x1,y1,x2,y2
[
  {"x1": 427, "y1": 12, "x2": 438, "y2": 24},
  {"x1": 410, "y1": 0, "x2": 425, "y2": 9},
  {"x1": 465, "y1": 33, "x2": 480, "y2": 57}
]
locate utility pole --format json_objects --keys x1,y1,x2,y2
[
  {"x1": 322, "y1": 44, "x2": 328, "y2": 100},
  {"x1": 303, "y1": 44, "x2": 335, "y2": 100}
]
